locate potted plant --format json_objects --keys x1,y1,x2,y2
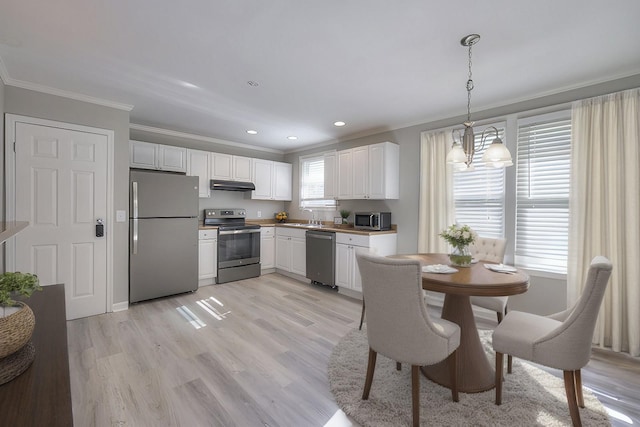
[
  {"x1": 440, "y1": 224, "x2": 477, "y2": 267},
  {"x1": 339, "y1": 210, "x2": 351, "y2": 225},
  {"x1": 0, "y1": 272, "x2": 41, "y2": 359}
]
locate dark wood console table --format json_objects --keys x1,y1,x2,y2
[{"x1": 0, "y1": 284, "x2": 73, "y2": 426}]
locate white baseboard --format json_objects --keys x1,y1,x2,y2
[{"x1": 112, "y1": 301, "x2": 129, "y2": 312}]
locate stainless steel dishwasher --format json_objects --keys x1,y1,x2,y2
[{"x1": 306, "y1": 229, "x2": 336, "y2": 288}]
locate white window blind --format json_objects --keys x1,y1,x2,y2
[
  {"x1": 300, "y1": 154, "x2": 336, "y2": 209},
  {"x1": 515, "y1": 111, "x2": 571, "y2": 273},
  {"x1": 453, "y1": 124, "x2": 506, "y2": 239}
]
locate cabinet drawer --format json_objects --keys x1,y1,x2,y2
[
  {"x1": 336, "y1": 232, "x2": 370, "y2": 247},
  {"x1": 199, "y1": 230, "x2": 217, "y2": 240},
  {"x1": 260, "y1": 227, "x2": 275, "y2": 237},
  {"x1": 276, "y1": 227, "x2": 306, "y2": 239}
]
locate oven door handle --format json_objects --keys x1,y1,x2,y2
[{"x1": 219, "y1": 229, "x2": 261, "y2": 235}]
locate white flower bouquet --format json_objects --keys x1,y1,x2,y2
[{"x1": 439, "y1": 224, "x2": 477, "y2": 250}]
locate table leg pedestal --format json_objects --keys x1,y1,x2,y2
[{"x1": 421, "y1": 294, "x2": 495, "y2": 393}]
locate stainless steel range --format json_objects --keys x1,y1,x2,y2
[{"x1": 204, "y1": 209, "x2": 261, "y2": 284}]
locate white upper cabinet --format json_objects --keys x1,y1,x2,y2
[
  {"x1": 324, "y1": 151, "x2": 337, "y2": 200},
  {"x1": 368, "y1": 142, "x2": 399, "y2": 199},
  {"x1": 273, "y1": 162, "x2": 292, "y2": 200},
  {"x1": 252, "y1": 159, "x2": 274, "y2": 199},
  {"x1": 337, "y1": 149, "x2": 353, "y2": 199},
  {"x1": 252, "y1": 159, "x2": 292, "y2": 200},
  {"x1": 210, "y1": 153, "x2": 252, "y2": 182},
  {"x1": 130, "y1": 140, "x2": 186, "y2": 173},
  {"x1": 186, "y1": 149, "x2": 211, "y2": 198},
  {"x1": 336, "y1": 142, "x2": 399, "y2": 200},
  {"x1": 233, "y1": 156, "x2": 252, "y2": 181},
  {"x1": 210, "y1": 152, "x2": 233, "y2": 180},
  {"x1": 351, "y1": 145, "x2": 369, "y2": 199}
]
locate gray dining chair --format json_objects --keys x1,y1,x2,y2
[
  {"x1": 492, "y1": 256, "x2": 613, "y2": 427},
  {"x1": 356, "y1": 252, "x2": 461, "y2": 427},
  {"x1": 469, "y1": 237, "x2": 511, "y2": 371}
]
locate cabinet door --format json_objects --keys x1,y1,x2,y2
[
  {"x1": 159, "y1": 145, "x2": 187, "y2": 172},
  {"x1": 291, "y1": 237, "x2": 306, "y2": 277},
  {"x1": 233, "y1": 156, "x2": 253, "y2": 181},
  {"x1": 351, "y1": 246, "x2": 369, "y2": 292},
  {"x1": 210, "y1": 153, "x2": 233, "y2": 180},
  {"x1": 273, "y1": 161, "x2": 292, "y2": 201},
  {"x1": 130, "y1": 140, "x2": 158, "y2": 169},
  {"x1": 335, "y1": 243, "x2": 352, "y2": 289},
  {"x1": 187, "y1": 149, "x2": 210, "y2": 198},
  {"x1": 275, "y1": 235, "x2": 291, "y2": 271},
  {"x1": 337, "y1": 149, "x2": 353, "y2": 199},
  {"x1": 198, "y1": 238, "x2": 217, "y2": 280},
  {"x1": 324, "y1": 152, "x2": 337, "y2": 200},
  {"x1": 352, "y1": 146, "x2": 369, "y2": 199},
  {"x1": 252, "y1": 159, "x2": 274, "y2": 199},
  {"x1": 368, "y1": 143, "x2": 385, "y2": 199},
  {"x1": 261, "y1": 235, "x2": 275, "y2": 269}
]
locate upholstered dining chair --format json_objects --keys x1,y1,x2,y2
[
  {"x1": 492, "y1": 256, "x2": 613, "y2": 427},
  {"x1": 469, "y1": 236, "x2": 508, "y2": 322},
  {"x1": 356, "y1": 253, "x2": 461, "y2": 427}
]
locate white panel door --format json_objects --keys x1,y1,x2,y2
[
  {"x1": 14, "y1": 122, "x2": 108, "y2": 320},
  {"x1": 273, "y1": 161, "x2": 292, "y2": 201}
]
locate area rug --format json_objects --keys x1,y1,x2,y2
[{"x1": 328, "y1": 327, "x2": 610, "y2": 426}]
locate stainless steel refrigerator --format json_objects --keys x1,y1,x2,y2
[{"x1": 129, "y1": 169, "x2": 199, "y2": 303}]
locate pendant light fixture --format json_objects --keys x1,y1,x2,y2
[{"x1": 446, "y1": 34, "x2": 513, "y2": 170}]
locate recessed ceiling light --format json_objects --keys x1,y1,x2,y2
[
  {"x1": 287, "y1": 136, "x2": 298, "y2": 140},
  {"x1": 334, "y1": 121, "x2": 346, "y2": 127},
  {"x1": 246, "y1": 130, "x2": 258, "y2": 135},
  {"x1": 247, "y1": 81, "x2": 259, "y2": 87}
]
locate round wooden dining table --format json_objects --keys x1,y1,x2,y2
[{"x1": 393, "y1": 253, "x2": 529, "y2": 393}]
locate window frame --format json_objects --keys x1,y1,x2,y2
[{"x1": 298, "y1": 152, "x2": 337, "y2": 210}]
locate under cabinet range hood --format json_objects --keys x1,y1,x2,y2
[{"x1": 210, "y1": 179, "x2": 256, "y2": 192}]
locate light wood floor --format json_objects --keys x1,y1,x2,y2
[{"x1": 67, "y1": 273, "x2": 640, "y2": 426}]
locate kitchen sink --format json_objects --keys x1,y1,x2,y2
[{"x1": 285, "y1": 223, "x2": 324, "y2": 228}]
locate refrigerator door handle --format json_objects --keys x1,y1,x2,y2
[
  {"x1": 132, "y1": 181, "x2": 139, "y2": 219},
  {"x1": 132, "y1": 219, "x2": 138, "y2": 254}
]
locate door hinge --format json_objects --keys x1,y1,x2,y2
[{"x1": 13, "y1": 141, "x2": 16, "y2": 152}]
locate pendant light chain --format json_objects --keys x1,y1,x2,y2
[{"x1": 466, "y1": 42, "x2": 474, "y2": 125}]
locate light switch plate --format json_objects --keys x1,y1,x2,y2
[{"x1": 116, "y1": 210, "x2": 126, "y2": 222}]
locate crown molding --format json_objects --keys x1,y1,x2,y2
[
  {"x1": 129, "y1": 123, "x2": 284, "y2": 155},
  {"x1": 0, "y1": 55, "x2": 133, "y2": 111}
]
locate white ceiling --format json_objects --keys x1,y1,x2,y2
[{"x1": 1, "y1": 1, "x2": 639, "y2": 153}]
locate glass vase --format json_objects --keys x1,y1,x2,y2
[{"x1": 449, "y1": 245, "x2": 472, "y2": 267}]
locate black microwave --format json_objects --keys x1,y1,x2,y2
[{"x1": 354, "y1": 212, "x2": 392, "y2": 231}]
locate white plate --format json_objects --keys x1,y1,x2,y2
[
  {"x1": 484, "y1": 263, "x2": 518, "y2": 273},
  {"x1": 423, "y1": 264, "x2": 459, "y2": 274}
]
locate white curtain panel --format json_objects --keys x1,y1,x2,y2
[
  {"x1": 569, "y1": 88, "x2": 640, "y2": 356},
  {"x1": 418, "y1": 130, "x2": 454, "y2": 253}
]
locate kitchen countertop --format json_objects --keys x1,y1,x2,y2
[{"x1": 199, "y1": 222, "x2": 396, "y2": 235}]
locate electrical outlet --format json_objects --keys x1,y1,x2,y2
[
  {"x1": 257, "y1": 210, "x2": 262, "y2": 218},
  {"x1": 116, "y1": 210, "x2": 126, "y2": 222}
]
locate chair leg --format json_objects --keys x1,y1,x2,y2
[
  {"x1": 575, "y1": 369, "x2": 584, "y2": 408},
  {"x1": 563, "y1": 370, "x2": 582, "y2": 427},
  {"x1": 448, "y1": 350, "x2": 459, "y2": 402},
  {"x1": 496, "y1": 311, "x2": 503, "y2": 323},
  {"x1": 362, "y1": 348, "x2": 377, "y2": 400},
  {"x1": 495, "y1": 352, "x2": 504, "y2": 405},
  {"x1": 411, "y1": 365, "x2": 420, "y2": 427},
  {"x1": 396, "y1": 362, "x2": 402, "y2": 371},
  {"x1": 507, "y1": 355, "x2": 513, "y2": 374},
  {"x1": 359, "y1": 300, "x2": 365, "y2": 330}
]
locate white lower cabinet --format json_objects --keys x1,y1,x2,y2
[
  {"x1": 198, "y1": 230, "x2": 217, "y2": 286},
  {"x1": 275, "y1": 227, "x2": 306, "y2": 277},
  {"x1": 260, "y1": 227, "x2": 275, "y2": 271},
  {"x1": 335, "y1": 232, "x2": 397, "y2": 295}
]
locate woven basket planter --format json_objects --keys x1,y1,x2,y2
[{"x1": 0, "y1": 302, "x2": 35, "y2": 358}]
